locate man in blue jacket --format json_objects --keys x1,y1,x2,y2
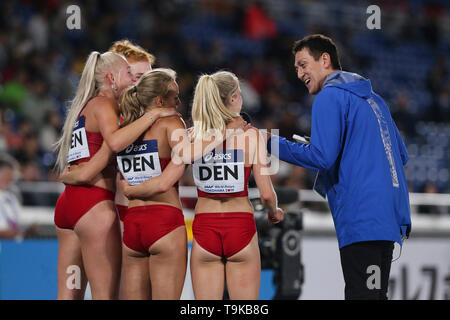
[{"x1": 267, "y1": 34, "x2": 412, "y2": 299}]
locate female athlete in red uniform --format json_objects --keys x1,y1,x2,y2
[
  {"x1": 60, "y1": 40, "x2": 156, "y2": 220},
  {"x1": 116, "y1": 68, "x2": 188, "y2": 299},
  {"x1": 54, "y1": 51, "x2": 175, "y2": 300},
  {"x1": 122, "y1": 70, "x2": 284, "y2": 299},
  {"x1": 110, "y1": 40, "x2": 155, "y2": 218}
]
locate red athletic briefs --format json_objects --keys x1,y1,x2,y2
[
  {"x1": 122, "y1": 204, "x2": 185, "y2": 254},
  {"x1": 192, "y1": 212, "x2": 257, "y2": 258},
  {"x1": 54, "y1": 185, "x2": 115, "y2": 230},
  {"x1": 116, "y1": 204, "x2": 128, "y2": 222},
  {"x1": 117, "y1": 158, "x2": 175, "y2": 223}
]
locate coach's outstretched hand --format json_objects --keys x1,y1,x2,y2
[{"x1": 258, "y1": 129, "x2": 272, "y2": 146}]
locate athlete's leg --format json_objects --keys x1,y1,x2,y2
[
  {"x1": 74, "y1": 200, "x2": 122, "y2": 300},
  {"x1": 56, "y1": 226, "x2": 88, "y2": 300},
  {"x1": 148, "y1": 226, "x2": 188, "y2": 300},
  {"x1": 118, "y1": 220, "x2": 127, "y2": 300},
  {"x1": 225, "y1": 234, "x2": 261, "y2": 300},
  {"x1": 190, "y1": 239, "x2": 225, "y2": 300},
  {"x1": 122, "y1": 244, "x2": 151, "y2": 300}
]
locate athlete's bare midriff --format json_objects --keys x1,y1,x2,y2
[{"x1": 195, "y1": 196, "x2": 253, "y2": 214}]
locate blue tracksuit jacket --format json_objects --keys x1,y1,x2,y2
[{"x1": 268, "y1": 71, "x2": 412, "y2": 248}]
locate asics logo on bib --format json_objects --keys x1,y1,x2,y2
[
  {"x1": 204, "y1": 151, "x2": 232, "y2": 162},
  {"x1": 125, "y1": 143, "x2": 148, "y2": 154}
]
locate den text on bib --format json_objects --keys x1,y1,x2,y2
[
  {"x1": 117, "y1": 140, "x2": 162, "y2": 185},
  {"x1": 193, "y1": 149, "x2": 245, "y2": 193},
  {"x1": 67, "y1": 116, "x2": 90, "y2": 163}
]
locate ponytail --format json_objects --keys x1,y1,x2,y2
[
  {"x1": 191, "y1": 71, "x2": 239, "y2": 141},
  {"x1": 120, "y1": 85, "x2": 143, "y2": 127},
  {"x1": 120, "y1": 68, "x2": 177, "y2": 127},
  {"x1": 54, "y1": 51, "x2": 126, "y2": 172},
  {"x1": 54, "y1": 51, "x2": 100, "y2": 172}
]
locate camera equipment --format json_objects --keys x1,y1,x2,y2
[{"x1": 254, "y1": 187, "x2": 304, "y2": 299}]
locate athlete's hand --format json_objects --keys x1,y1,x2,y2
[
  {"x1": 121, "y1": 179, "x2": 132, "y2": 199},
  {"x1": 226, "y1": 116, "x2": 246, "y2": 130},
  {"x1": 186, "y1": 126, "x2": 194, "y2": 139},
  {"x1": 225, "y1": 116, "x2": 250, "y2": 137},
  {"x1": 59, "y1": 166, "x2": 73, "y2": 185},
  {"x1": 268, "y1": 207, "x2": 284, "y2": 224},
  {"x1": 59, "y1": 167, "x2": 68, "y2": 183},
  {"x1": 259, "y1": 129, "x2": 272, "y2": 145},
  {"x1": 59, "y1": 163, "x2": 89, "y2": 185}
]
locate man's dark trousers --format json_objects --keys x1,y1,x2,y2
[{"x1": 340, "y1": 240, "x2": 395, "y2": 300}]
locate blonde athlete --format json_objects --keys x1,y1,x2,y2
[
  {"x1": 123, "y1": 71, "x2": 284, "y2": 299},
  {"x1": 54, "y1": 51, "x2": 175, "y2": 300}
]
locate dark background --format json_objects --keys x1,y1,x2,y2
[{"x1": 0, "y1": 0, "x2": 448, "y2": 212}]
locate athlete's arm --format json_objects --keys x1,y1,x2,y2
[
  {"x1": 123, "y1": 116, "x2": 249, "y2": 198},
  {"x1": 122, "y1": 160, "x2": 185, "y2": 199},
  {"x1": 122, "y1": 116, "x2": 187, "y2": 199},
  {"x1": 268, "y1": 89, "x2": 344, "y2": 171},
  {"x1": 59, "y1": 141, "x2": 112, "y2": 185},
  {"x1": 94, "y1": 97, "x2": 179, "y2": 153},
  {"x1": 170, "y1": 116, "x2": 249, "y2": 165},
  {"x1": 249, "y1": 128, "x2": 284, "y2": 224}
]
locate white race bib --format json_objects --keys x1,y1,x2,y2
[
  {"x1": 193, "y1": 149, "x2": 245, "y2": 193},
  {"x1": 67, "y1": 116, "x2": 90, "y2": 163},
  {"x1": 117, "y1": 140, "x2": 162, "y2": 185}
]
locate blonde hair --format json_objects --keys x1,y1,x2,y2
[
  {"x1": 110, "y1": 39, "x2": 155, "y2": 65},
  {"x1": 54, "y1": 51, "x2": 127, "y2": 172},
  {"x1": 120, "y1": 68, "x2": 177, "y2": 127},
  {"x1": 191, "y1": 71, "x2": 240, "y2": 140}
]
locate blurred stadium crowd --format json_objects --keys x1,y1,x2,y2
[{"x1": 0, "y1": 0, "x2": 448, "y2": 212}]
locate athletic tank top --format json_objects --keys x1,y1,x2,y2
[
  {"x1": 67, "y1": 115, "x2": 104, "y2": 165},
  {"x1": 117, "y1": 139, "x2": 178, "y2": 188},
  {"x1": 192, "y1": 141, "x2": 252, "y2": 198}
]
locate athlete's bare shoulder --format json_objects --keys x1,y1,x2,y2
[
  {"x1": 242, "y1": 126, "x2": 261, "y2": 142},
  {"x1": 88, "y1": 95, "x2": 118, "y2": 113},
  {"x1": 157, "y1": 115, "x2": 186, "y2": 130}
]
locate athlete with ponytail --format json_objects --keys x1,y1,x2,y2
[
  {"x1": 60, "y1": 40, "x2": 157, "y2": 220},
  {"x1": 115, "y1": 68, "x2": 188, "y2": 299},
  {"x1": 110, "y1": 40, "x2": 155, "y2": 221},
  {"x1": 122, "y1": 70, "x2": 284, "y2": 299},
  {"x1": 54, "y1": 51, "x2": 176, "y2": 300}
]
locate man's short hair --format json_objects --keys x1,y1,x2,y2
[{"x1": 292, "y1": 34, "x2": 342, "y2": 70}]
